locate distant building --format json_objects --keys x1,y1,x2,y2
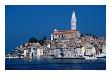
[
  {"x1": 85, "y1": 46, "x2": 96, "y2": 56},
  {"x1": 37, "y1": 47, "x2": 44, "y2": 59},
  {"x1": 30, "y1": 47, "x2": 37, "y2": 58}
]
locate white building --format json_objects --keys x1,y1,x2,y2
[
  {"x1": 30, "y1": 47, "x2": 37, "y2": 58},
  {"x1": 76, "y1": 47, "x2": 82, "y2": 56},
  {"x1": 102, "y1": 45, "x2": 106, "y2": 54},
  {"x1": 81, "y1": 46, "x2": 86, "y2": 56},
  {"x1": 23, "y1": 49, "x2": 28, "y2": 58},
  {"x1": 85, "y1": 46, "x2": 96, "y2": 56},
  {"x1": 37, "y1": 47, "x2": 44, "y2": 59}
]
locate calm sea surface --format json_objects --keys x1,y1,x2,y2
[{"x1": 5, "y1": 58, "x2": 106, "y2": 70}]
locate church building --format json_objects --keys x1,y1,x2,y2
[{"x1": 51, "y1": 11, "x2": 80, "y2": 40}]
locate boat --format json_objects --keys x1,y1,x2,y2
[
  {"x1": 53, "y1": 57, "x2": 85, "y2": 59},
  {"x1": 97, "y1": 53, "x2": 106, "y2": 58},
  {"x1": 84, "y1": 56, "x2": 97, "y2": 60}
]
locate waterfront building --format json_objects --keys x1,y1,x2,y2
[
  {"x1": 85, "y1": 46, "x2": 96, "y2": 56},
  {"x1": 102, "y1": 44, "x2": 106, "y2": 54},
  {"x1": 23, "y1": 49, "x2": 28, "y2": 58},
  {"x1": 37, "y1": 47, "x2": 44, "y2": 59},
  {"x1": 30, "y1": 47, "x2": 37, "y2": 58},
  {"x1": 75, "y1": 47, "x2": 83, "y2": 57}
]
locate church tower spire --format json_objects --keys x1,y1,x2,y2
[{"x1": 71, "y1": 10, "x2": 76, "y2": 30}]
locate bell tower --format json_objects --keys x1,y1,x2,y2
[{"x1": 71, "y1": 11, "x2": 76, "y2": 30}]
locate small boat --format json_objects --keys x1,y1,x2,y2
[
  {"x1": 53, "y1": 57, "x2": 85, "y2": 59},
  {"x1": 85, "y1": 56, "x2": 97, "y2": 60},
  {"x1": 97, "y1": 54, "x2": 106, "y2": 58}
]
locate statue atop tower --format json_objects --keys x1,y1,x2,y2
[{"x1": 71, "y1": 10, "x2": 76, "y2": 30}]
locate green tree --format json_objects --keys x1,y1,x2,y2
[
  {"x1": 43, "y1": 36, "x2": 47, "y2": 40},
  {"x1": 28, "y1": 37, "x2": 38, "y2": 43}
]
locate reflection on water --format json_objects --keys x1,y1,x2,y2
[{"x1": 5, "y1": 58, "x2": 106, "y2": 70}]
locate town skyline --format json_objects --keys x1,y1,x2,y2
[{"x1": 5, "y1": 5, "x2": 106, "y2": 53}]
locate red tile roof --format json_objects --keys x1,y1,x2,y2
[{"x1": 53, "y1": 30, "x2": 77, "y2": 35}]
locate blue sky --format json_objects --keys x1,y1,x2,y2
[{"x1": 5, "y1": 5, "x2": 106, "y2": 53}]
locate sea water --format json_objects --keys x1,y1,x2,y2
[{"x1": 5, "y1": 58, "x2": 106, "y2": 70}]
